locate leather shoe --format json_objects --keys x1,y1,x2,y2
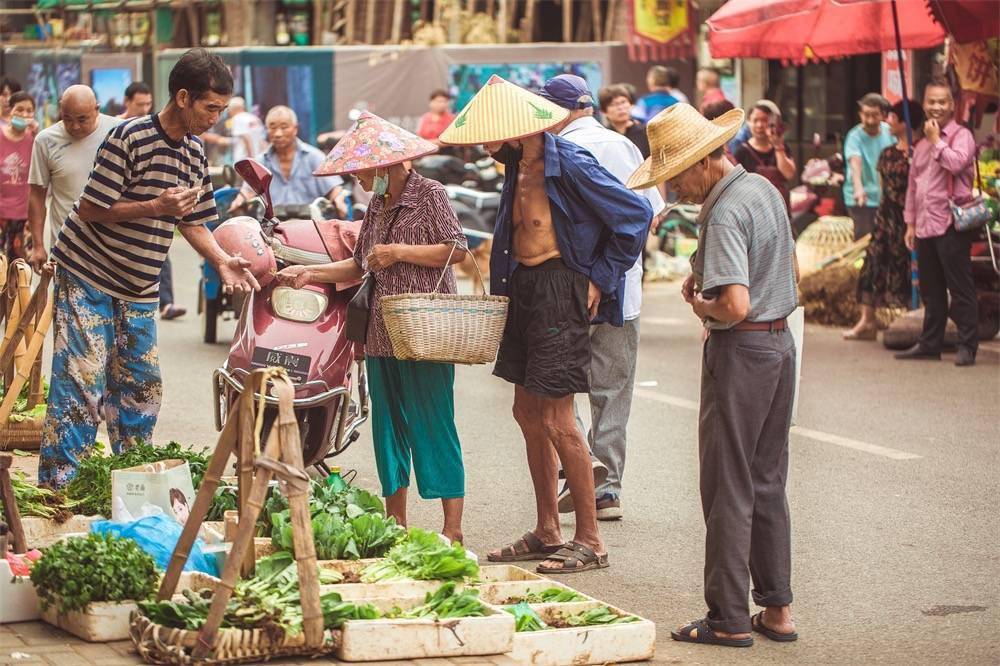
[
  {"x1": 894, "y1": 344, "x2": 941, "y2": 360},
  {"x1": 955, "y1": 348, "x2": 976, "y2": 367}
]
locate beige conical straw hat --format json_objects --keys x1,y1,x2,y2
[
  {"x1": 627, "y1": 104, "x2": 745, "y2": 190},
  {"x1": 439, "y1": 75, "x2": 569, "y2": 146}
]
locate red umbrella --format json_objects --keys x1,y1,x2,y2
[
  {"x1": 707, "y1": 0, "x2": 946, "y2": 64},
  {"x1": 925, "y1": 0, "x2": 1000, "y2": 44}
]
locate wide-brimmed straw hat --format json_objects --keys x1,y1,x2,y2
[
  {"x1": 313, "y1": 111, "x2": 438, "y2": 177},
  {"x1": 627, "y1": 103, "x2": 745, "y2": 190},
  {"x1": 439, "y1": 74, "x2": 569, "y2": 146}
]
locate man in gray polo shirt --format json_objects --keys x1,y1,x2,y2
[{"x1": 627, "y1": 104, "x2": 799, "y2": 648}]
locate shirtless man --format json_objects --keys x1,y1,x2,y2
[{"x1": 439, "y1": 76, "x2": 651, "y2": 574}]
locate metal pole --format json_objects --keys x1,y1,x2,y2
[{"x1": 890, "y1": 0, "x2": 920, "y2": 310}]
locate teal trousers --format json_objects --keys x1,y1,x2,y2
[{"x1": 366, "y1": 357, "x2": 465, "y2": 499}]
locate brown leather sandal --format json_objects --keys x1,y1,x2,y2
[
  {"x1": 487, "y1": 532, "x2": 566, "y2": 562},
  {"x1": 536, "y1": 541, "x2": 609, "y2": 574}
]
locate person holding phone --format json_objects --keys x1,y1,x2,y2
[{"x1": 733, "y1": 101, "x2": 796, "y2": 213}]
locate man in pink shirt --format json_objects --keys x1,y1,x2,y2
[{"x1": 897, "y1": 79, "x2": 978, "y2": 367}]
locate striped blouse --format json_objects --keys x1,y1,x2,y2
[
  {"x1": 52, "y1": 114, "x2": 216, "y2": 303},
  {"x1": 353, "y1": 171, "x2": 465, "y2": 358}
]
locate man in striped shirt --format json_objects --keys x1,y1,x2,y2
[{"x1": 39, "y1": 49, "x2": 259, "y2": 487}]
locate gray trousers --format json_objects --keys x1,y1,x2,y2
[
  {"x1": 574, "y1": 317, "x2": 640, "y2": 498},
  {"x1": 699, "y1": 329, "x2": 795, "y2": 634}
]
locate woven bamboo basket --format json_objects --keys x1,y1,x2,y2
[
  {"x1": 795, "y1": 215, "x2": 856, "y2": 277},
  {"x1": 0, "y1": 413, "x2": 43, "y2": 450},
  {"x1": 130, "y1": 613, "x2": 339, "y2": 665},
  {"x1": 381, "y1": 243, "x2": 508, "y2": 365}
]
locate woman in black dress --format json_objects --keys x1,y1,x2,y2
[{"x1": 844, "y1": 99, "x2": 925, "y2": 340}]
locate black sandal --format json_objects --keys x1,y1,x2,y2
[
  {"x1": 535, "y1": 541, "x2": 609, "y2": 574},
  {"x1": 671, "y1": 618, "x2": 753, "y2": 648},
  {"x1": 487, "y1": 532, "x2": 565, "y2": 562},
  {"x1": 752, "y1": 612, "x2": 798, "y2": 642}
]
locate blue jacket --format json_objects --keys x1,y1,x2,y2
[{"x1": 490, "y1": 133, "x2": 653, "y2": 326}]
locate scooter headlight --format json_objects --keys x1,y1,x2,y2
[{"x1": 271, "y1": 287, "x2": 327, "y2": 323}]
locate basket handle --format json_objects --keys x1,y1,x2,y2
[{"x1": 432, "y1": 239, "x2": 481, "y2": 295}]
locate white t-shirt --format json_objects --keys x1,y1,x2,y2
[
  {"x1": 28, "y1": 113, "x2": 119, "y2": 248},
  {"x1": 559, "y1": 116, "x2": 665, "y2": 320},
  {"x1": 230, "y1": 111, "x2": 267, "y2": 164}
]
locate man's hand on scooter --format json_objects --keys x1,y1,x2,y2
[
  {"x1": 274, "y1": 265, "x2": 312, "y2": 289},
  {"x1": 218, "y1": 256, "x2": 261, "y2": 294}
]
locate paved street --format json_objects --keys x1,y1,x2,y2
[{"x1": 5, "y1": 241, "x2": 999, "y2": 665}]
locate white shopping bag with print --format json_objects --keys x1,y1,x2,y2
[
  {"x1": 788, "y1": 306, "x2": 804, "y2": 424},
  {"x1": 111, "y1": 459, "x2": 195, "y2": 525}
]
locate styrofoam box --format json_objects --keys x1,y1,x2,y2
[
  {"x1": 476, "y1": 564, "x2": 544, "y2": 583},
  {"x1": 507, "y1": 601, "x2": 656, "y2": 665},
  {"x1": 0, "y1": 560, "x2": 41, "y2": 623},
  {"x1": 20, "y1": 515, "x2": 100, "y2": 549},
  {"x1": 476, "y1": 579, "x2": 595, "y2": 607},
  {"x1": 336, "y1": 596, "x2": 515, "y2": 662}
]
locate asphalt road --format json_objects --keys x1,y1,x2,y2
[{"x1": 32, "y1": 241, "x2": 1000, "y2": 664}]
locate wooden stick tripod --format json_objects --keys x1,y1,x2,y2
[{"x1": 158, "y1": 368, "x2": 325, "y2": 658}]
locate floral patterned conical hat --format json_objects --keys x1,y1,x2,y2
[
  {"x1": 313, "y1": 111, "x2": 438, "y2": 176},
  {"x1": 438, "y1": 75, "x2": 569, "y2": 146}
]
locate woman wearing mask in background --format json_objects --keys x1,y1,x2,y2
[
  {"x1": 733, "y1": 101, "x2": 796, "y2": 212},
  {"x1": 274, "y1": 112, "x2": 469, "y2": 544},
  {"x1": 0, "y1": 91, "x2": 36, "y2": 259},
  {"x1": 844, "y1": 100, "x2": 925, "y2": 340}
]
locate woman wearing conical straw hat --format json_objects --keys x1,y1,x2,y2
[
  {"x1": 440, "y1": 75, "x2": 653, "y2": 574},
  {"x1": 627, "y1": 104, "x2": 800, "y2": 647},
  {"x1": 274, "y1": 112, "x2": 468, "y2": 543}
]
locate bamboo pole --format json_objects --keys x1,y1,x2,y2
[
  {"x1": 0, "y1": 455, "x2": 26, "y2": 553},
  {"x1": 391, "y1": 0, "x2": 405, "y2": 43},
  {"x1": 0, "y1": 297, "x2": 52, "y2": 429},
  {"x1": 236, "y1": 370, "x2": 260, "y2": 577},
  {"x1": 591, "y1": 0, "x2": 602, "y2": 41},
  {"x1": 0, "y1": 271, "x2": 49, "y2": 390},
  {"x1": 364, "y1": 0, "x2": 376, "y2": 44},
  {"x1": 497, "y1": 0, "x2": 507, "y2": 43},
  {"x1": 521, "y1": 0, "x2": 536, "y2": 42},
  {"x1": 562, "y1": 0, "x2": 572, "y2": 42},
  {"x1": 604, "y1": 0, "x2": 617, "y2": 42},
  {"x1": 345, "y1": 0, "x2": 357, "y2": 43}
]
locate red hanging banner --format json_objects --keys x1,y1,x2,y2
[{"x1": 627, "y1": 0, "x2": 696, "y2": 63}]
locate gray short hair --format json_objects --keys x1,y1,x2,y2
[{"x1": 265, "y1": 105, "x2": 297, "y2": 125}]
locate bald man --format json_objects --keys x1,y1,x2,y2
[
  {"x1": 228, "y1": 96, "x2": 265, "y2": 164},
  {"x1": 236, "y1": 105, "x2": 343, "y2": 210},
  {"x1": 28, "y1": 85, "x2": 119, "y2": 269}
]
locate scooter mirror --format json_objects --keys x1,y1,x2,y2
[{"x1": 235, "y1": 159, "x2": 274, "y2": 220}]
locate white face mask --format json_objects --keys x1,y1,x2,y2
[{"x1": 372, "y1": 169, "x2": 388, "y2": 197}]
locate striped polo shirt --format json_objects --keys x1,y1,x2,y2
[{"x1": 52, "y1": 114, "x2": 217, "y2": 302}]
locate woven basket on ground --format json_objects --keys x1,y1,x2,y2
[
  {"x1": 796, "y1": 216, "x2": 856, "y2": 277},
  {"x1": 381, "y1": 243, "x2": 509, "y2": 365},
  {"x1": 130, "y1": 613, "x2": 339, "y2": 665},
  {"x1": 0, "y1": 414, "x2": 43, "y2": 450}
]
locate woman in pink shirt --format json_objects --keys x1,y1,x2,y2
[{"x1": 0, "y1": 91, "x2": 35, "y2": 260}]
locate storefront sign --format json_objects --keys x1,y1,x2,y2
[
  {"x1": 951, "y1": 40, "x2": 999, "y2": 97},
  {"x1": 882, "y1": 49, "x2": 912, "y2": 106},
  {"x1": 633, "y1": 0, "x2": 689, "y2": 44}
]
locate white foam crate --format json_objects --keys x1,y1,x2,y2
[
  {"x1": 336, "y1": 596, "x2": 514, "y2": 662},
  {"x1": 507, "y1": 601, "x2": 656, "y2": 665},
  {"x1": 0, "y1": 559, "x2": 41, "y2": 623},
  {"x1": 476, "y1": 579, "x2": 595, "y2": 606}
]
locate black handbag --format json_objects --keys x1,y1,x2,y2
[{"x1": 344, "y1": 202, "x2": 402, "y2": 345}]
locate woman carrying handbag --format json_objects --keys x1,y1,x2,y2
[{"x1": 274, "y1": 112, "x2": 469, "y2": 542}]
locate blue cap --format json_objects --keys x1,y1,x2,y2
[{"x1": 539, "y1": 74, "x2": 594, "y2": 110}]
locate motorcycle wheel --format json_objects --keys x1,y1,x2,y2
[{"x1": 203, "y1": 295, "x2": 219, "y2": 344}]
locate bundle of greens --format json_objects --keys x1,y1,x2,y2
[
  {"x1": 503, "y1": 587, "x2": 586, "y2": 604},
  {"x1": 0, "y1": 379, "x2": 48, "y2": 422},
  {"x1": 270, "y1": 508, "x2": 404, "y2": 561},
  {"x1": 206, "y1": 480, "x2": 238, "y2": 522},
  {"x1": 505, "y1": 602, "x2": 547, "y2": 632},
  {"x1": 64, "y1": 440, "x2": 210, "y2": 516},
  {"x1": 361, "y1": 528, "x2": 479, "y2": 583},
  {"x1": 29, "y1": 533, "x2": 158, "y2": 614},
  {"x1": 556, "y1": 606, "x2": 640, "y2": 628},
  {"x1": 386, "y1": 582, "x2": 486, "y2": 620},
  {"x1": 137, "y1": 552, "x2": 377, "y2": 641},
  {"x1": 0, "y1": 472, "x2": 78, "y2": 523}
]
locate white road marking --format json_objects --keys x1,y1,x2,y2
[
  {"x1": 642, "y1": 316, "x2": 688, "y2": 327},
  {"x1": 633, "y1": 389, "x2": 922, "y2": 460}
]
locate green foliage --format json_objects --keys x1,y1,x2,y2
[
  {"x1": 562, "y1": 606, "x2": 640, "y2": 627},
  {"x1": 507, "y1": 587, "x2": 586, "y2": 604},
  {"x1": 0, "y1": 472, "x2": 78, "y2": 522},
  {"x1": 29, "y1": 533, "x2": 158, "y2": 614},
  {"x1": 387, "y1": 581, "x2": 486, "y2": 620},
  {"x1": 505, "y1": 602, "x2": 547, "y2": 632},
  {"x1": 361, "y1": 528, "x2": 479, "y2": 583}
]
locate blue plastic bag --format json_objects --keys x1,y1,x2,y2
[{"x1": 91, "y1": 514, "x2": 219, "y2": 576}]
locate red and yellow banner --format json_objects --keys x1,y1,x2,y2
[{"x1": 627, "y1": 0, "x2": 695, "y2": 63}]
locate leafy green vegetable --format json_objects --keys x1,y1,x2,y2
[
  {"x1": 0, "y1": 378, "x2": 48, "y2": 422},
  {"x1": 387, "y1": 582, "x2": 486, "y2": 620},
  {"x1": 561, "y1": 606, "x2": 640, "y2": 627},
  {"x1": 205, "y1": 481, "x2": 238, "y2": 522},
  {"x1": 271, "y1": 508, "x2": 404, "y2": 561},
  {"x1": 138, "y1": 556, "x2": 374, "y2": 639},
  {"x1": 30, "y1": 533, "x2": 158, "y2": 614},
  {"x1": 0, "y1": 472, "x2": 78, "y2": 522},
  {"x1": 505, "y1": 602, "x2": 547, "y2": 632},
  {"x1": 361, "y1": 528, "x2": 479, "y2": 582},
  {"x1": 64, "y1": 440, "x2": 210, "y2": 517},
  {"x1": 505, "y1": 587, "x2": 586, "y2": 604}
]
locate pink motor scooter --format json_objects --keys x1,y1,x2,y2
[{"x1": 211, "y1": 159, "x2": 369, "y2": 473}]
